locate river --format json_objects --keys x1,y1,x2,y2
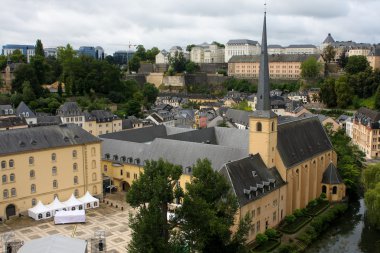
[{"x1": 307, "y1": 199, "x2": 380, "y2": 253}]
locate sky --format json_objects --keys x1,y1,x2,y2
[{"x1": 1, "y1": 0, "x2": 379, "y2": 55}]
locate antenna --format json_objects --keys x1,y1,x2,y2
[{"x1": 264, "y1": 1, "x2": 267, "y2": 13}]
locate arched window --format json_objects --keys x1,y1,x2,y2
[
  {"x1": 271, "y1": 122, "x2": 275, "y2": 131},
  {"x1": 332, "y1": 186, "x2": 337, "y2": 194},
  {"x1": 91, "y1": 147, "x2": 96, "y2": 156},
  {"x1": 73, "y1": 163, "x2": 78, "y2": 171},
  {"x1": 93, "y1": 185, "x2": 97, "y2": 194},
  {"x1": 3, "y1": 189, "x2": 9, "y2": 198},
  {"x1": 2, "y1": 175, "x2": 7, "y2": 183},
  {"x1": 92, "y1": 160, "x2": 96, "y2": 169},
  {"x1": 30, "y1": 170, "x2": 35, "y2": 178},
  {"x1": 11, "y1": 188, "x2": 16, "y2": 197},
  {"x1": 322, "y1": 185, "x2": 327, "y2": 194},
  {"x1": 51, "y1": 153, "x2": 56, "y2": 161},
  {"x1": 29, "y1": 156, "x2": 34, "y2": 165},
  {"x1": 53, "y1": 180, "x2": 58, "y2": 188},
  {"x1": 32, "y1": 198, "x2": 37, "y2": 206},
  {"x1": 92, "y1": 173, "x2": 97, "y2": 181},
  {"x1": 74, "y1": 189, "x2": 79, "y2": 197},
  {"x1": 9, "y1": 160, "x2": 14, "y2": 168},
  {"x1": 31, "y1": 184, "x2": 36, "y2": 193},
  {"x1": 10, "y1": 173, "x2": 15, "y2": 182},
  {"x1": 52, "y1": 166, "x2": 57, "y2": 176},
  {"x1": 72, "y1": 150, "x2": 77, "y2": 158},
  {"x1": 256, "y1": 122, "x2": 262, "y2": 132},
  {"x1": 1, "y1": 160, "x2": 6, "y2": 169},
  {"x1": 74, "y1": 176, "x2": 78, "y2": 185}
]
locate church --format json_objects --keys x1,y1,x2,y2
[{"x1": 100, "y1": 13, "x2": 346, "y2": 243}]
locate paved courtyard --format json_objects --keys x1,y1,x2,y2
[{"x1": 0, "y1": 200, "x2": 136, "y2": 252}]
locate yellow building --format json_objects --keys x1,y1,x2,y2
[
  {"x1": 228, "y1": 54, "x2": 320, "y2": 80},
  {"x1": 367, "y1": 46, "x2": 380, "y2": 71},
  {"x1": 0, "y1": 124, "x2": 102, "y2": 220},
  {"x1": 83, "y1": 110, "x2": 122, "y2": 136},
  {"x1": 352, "y1": 107, "x2": 380, "y2": 159}
]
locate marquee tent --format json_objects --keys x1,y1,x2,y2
[
  {"x1": 54, "y1": 210, "x2": 86, "y2": 225},
  {"x1": 62, "y1": 194, "x2": 84, "y2": 211},
  {"x1": 46, "y1": 197, "x2": 66, "y2": 215},
  {"x1": 28, "y1": 201, "x2": 50, "y2": 220},
  {"x1": 77, "y1": 191, "x2": 99, "y2": 209}
]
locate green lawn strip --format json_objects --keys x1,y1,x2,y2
[
  {"x1": 279, "y1": 216, "x2": 313, "y2": 234},
  {"x1": 251, "y1": 239, "x2": 281, "y2": 253},
  {"x1": 305, "y1": 201, "x2": 330, "y2": 217}
]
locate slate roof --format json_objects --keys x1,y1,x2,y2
[
  {"x1": 227, "y1": 39, "x2": 259, "y2": 46},
  {"x1": 221, "y1": 154, "x2": 286, "y2": 206},
  {"x1": 225, "y1": 109, "x2": 253, "y2": 127},
  {"x1": 0, "y1": 124, "x2": 100, "y2": 156},
  {"x1": 16, "y1": 101, "x2": 36, "y2": 118},
  {"x1": 287, "y1": 44, "x2": 317, "y2": 49},
  {"x1": 0, "y1": 105, "x2": 14, "y2": 116},
  {"x1": 85, "y1": 110, "x2": 119, "y2": 122},
  {"x1": 166, "y1": 127, "x2": 217, "y2": 144},
  {"x1": 229, "y1": 54, "x2": 320, "y2": 63},
  {"x1": 0, "y1": 116, "x2": 27, "y2": 129},
  {"x1": 277, "y1": 116, "x2": 332, "y2": 168},
  {"x1": 322, "y1": 163, "x2": 343, "y2": 184},
  {"x1": 323, "y1": 33, "x2": 335, "y2": 44},
  {"x1": 36, "y1": 116, "x2": 62, "y2": 126},
  {"x1": 356, "y1": 107, "x2": 380, "y2": 122},
  {"x1": 268, "y1": 45, "x2": 284, "y2": 49},
  {"x1": 56, "y1": 102, "x2": 83, "y2": 116}
]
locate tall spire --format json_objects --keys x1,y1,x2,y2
[{"x1": 256, "y1": 12, "x2": 270, "y2": 111}]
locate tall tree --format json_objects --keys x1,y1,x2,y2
[
  {"x1": 126, "y1": 159, "x2": 183, "y2": 253},
  {"x1": 142, "y1": 83, "x2": 159, "y2": 108},
  {"x1": 146, "y1": 47, "x2": 160, "y2": 62},
  {"x1": 21, "y1": 81, "x2": 36, "y2": 103},
  {"x1": 0, "y1": 55, "x2": 7, "y2": 70},
  {"x1": 186, "y1": 44, "x2": 196, "y2": 52},
  {"x1": 322, "y1": 45, "x2": 336, "y2": 63},
  {"x1": 365, "y1": 183, "x2": 380, "y2": 230},
  {"x1": 345, "y1": 55, "x2": 370, "y2": 75},
  {"x1": 10, "y1": 49, "x2": 26, "y2": 63},
  {"x1": 177, "y1": 159, "x2": 250, "y2": 253},
  {"x1": 320, "y1": 77, "x2": 337, "y2": 108},
  {"x1": 337, "y1": 51, "x2": 348, "y2": 69},
  {"x1": 335, "y1": 75, "x2": 354, "y2": 108},
  {"x1": 135, "y1": 45, "x2": 147, "y2": 61},
  {"x1": 301, "y1": 56, "x2": 322, "y2": 79},
  {"x1": 128, "y1": 55, "x2": 141, "y2": 73},
  {"x1": 169, "y1": 52, "x2": 187, "y2": 73},
  {"x1": 35, "y1": 39, "x2": 45, "y2": 57}
]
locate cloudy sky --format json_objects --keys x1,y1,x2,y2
[{"x1": 1, "y1": 0, "x2": 379, "y2": 54}]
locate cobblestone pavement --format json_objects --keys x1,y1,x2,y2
[{"x1": 0, "y1": 201, "x2": 136, "y2": 253}]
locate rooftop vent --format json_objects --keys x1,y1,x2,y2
[
  {"x1": 64, "y1": 136, "x2": 69, "y2": 142},
  {"x1": 30, "y1": 139, "x2": 37, "y2": 145},
  {"x1": 252, "y1": 171, "x2": 257, "y2": 177},
  {"x1": 19, "y1": 141, "x2": 25, "y2": 147}
]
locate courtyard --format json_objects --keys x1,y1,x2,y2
[{"x1": 0, "y1": 195, "x2": 135, "y2": 253}]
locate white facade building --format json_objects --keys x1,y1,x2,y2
[
  {"x1": 155, "y1": 50, "x2": 169, "y2": 64},
  {"x1": 284, "y1": 45, "x2": 319, "y2": 55},
  {"x1": 190, "y1": 43, "x2": 224, "y2": 63},
  {"x1": 225, "y1": 39, "x2": 260, "y2": 62}
]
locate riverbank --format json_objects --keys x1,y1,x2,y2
[{"x1": 306, "y1": 199, "x2": 380, "y2": 253}]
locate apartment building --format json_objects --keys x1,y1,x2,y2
[{"x1": 225, "y1": 39, "x2": 261, "y2": 62}]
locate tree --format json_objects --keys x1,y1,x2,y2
[
  {"x1": 142, "y1": 83, "x2": 159, "y2": 108},
  {"x1": 146, "y1": 47, "x2": 160, "y2": 62},
  {"x1": 185, "y1": 61, "x2": 200, "y2": 74},
  {"x1": 345, "y1": 55, "x2": 370, "y2": 75},
  {"x1": 10, "y1": 49, "x2": 26, "y2": 63},
  {"x1": 320, "y1": 77, "x2": 337, "y2": 107},
  {"x1": 322, "y1": 45, "x2": 336, "y2": 63},
  {"x1": 212, "y1": 41, "x2": 225, "y2": 48},
  {"x1": 186, "y1": 44, "x2": 196, "y2": 52},
  {"x1": 233, "y1": 100, "x2": 252, "y2": 111},
  {"x1": 337, "y1": 51, "x2": 348, "y2": 69},
  {"x1": 0, "y1": 55, "x2": 7, "y2": 70},
  {"x1": 362, "y1": 163, "x2": 380, "y2": 190},
  {"x1": 301, "y1": 56, "x2": 322, "y2": 79},
  {"x1": 128, "y1": 55, "x2": 141, "y2": 73},
  {"x1": 169, "y1": 52, "x2": 187, "y2": 73},
  {"x1": 35, "y1": 39, "x2": 45, "y2": 57},
  {"x1": 177, "y1": 159, "x2": 250, "y2": 253},
  {"x1": 126, "y1": 159, "x2": 183, "y2": 253},
  {"x1": 22, "y1": 81, "x2": 36, "y2": 103},
  {"x1": 57, "y1": 82, "x2": 63, "y2": 97},
  {"x1": 335, "y1": 75, "x2": 354, "y2": 108},
  {"x1": 135, "y1": 45, "x2": 147, "y2": 61},
  {"x1": 364, "y1": 182, "x2": 380, "y2": 230},
  {"x1": 13, "y1": 63, "x2": 39, "y2": 93},
  {"x1": 124, "y1": 99, "x2": 142, "y2": 117}
]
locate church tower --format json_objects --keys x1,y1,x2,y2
[{"x1": 249, "y1": 12, "x2": 278, "y2": 169}]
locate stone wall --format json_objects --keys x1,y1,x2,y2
[
  {"x1": 146, "y1": 73, "x2": 164, "y2": 88},
  {"x1": 199, "y1": 63, "x2": 228, "y2": 74},
  {"x1": 162, "y1": 75, "x2": 186, "y2": 87}
]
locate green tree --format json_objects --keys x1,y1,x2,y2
[
  {"x1": 10, "y1": 49, "x2": 26, "y2": 63},
  {"x1": 146, "y1": 47, "x2": 160, "y2": 63},
  {"x1": 345, "y1": 55, "x2": 370, "y2": 75},
  {"x1": 135, "y1": 45, "x2": 147, "y2": 61},
  {"x1": 21, "y1": 81, "x2": 36, "y2": 103},
  {"x1": 364, "y1": 182, "x2": 380, "y2": 230},
  {"x1": 31, "y1": 55, "x2": 46, "y2": 86},
  {"x1": 126, "y1": 159, "x2": 183, "y2": 253},
  {"x1": 13, "y1": 63, "x2": 39, "y2": 93},
  {"x1": 322, "y1": 45, "x2": 336, "y2": 63},
  {"x1": 169, "y1": 52, "x2": 187, "y2": 73},
  {"x1": 57, "y1": 82, "x2": 63, "y2": 97},
  {"x1": 233, "y1": 100, "x2": 252, "y2": 111},
  {"x1": 212, "y1": 41, "x2": 225, "y2": 48},
  {"x1": 124, "y1": 99, "x2": 142, "y2": 117},
  {"x1": 362, "y1": 164, "x2": 380, "y2": 190},
  {"x1": 128, "y1": 55, "x2": 141, "y2": 73},
  {"x1": 142, "y1": 83, "x2": 159, "y2": 108},
  {"x1": 177, "y1": 159, "x2": 250, "y2": 253},
  {"x1": 185, "y1": 61, "x2": 200, "y2": 74},
  {"x1": 337, "y1": 51, "x2": 348, "y2": 69},
  {"x1": 320, "y1": 77, "x2": 337, "y2": 107},
  {"x1": 335, "y1": 75, "x2": 354, "y2": 108},
  {"x1": 35, "y1": 39, "x2": 45, "y2": 57},
  {"x1": 0, "y1": 55, "x2": 7, "y2": 69},
  {"x1": 301, "y1": 56, "x2": 322, "y2": 79},
  {"x1": 186, "y1": 44, "x2": 196, "y2": 52}
]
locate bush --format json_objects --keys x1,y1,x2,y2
[
  {"x1": 307, "y1": 199, "x2": 318, "y2": 208},
  {"x1": 293, "y1": 209, "x2": 304, "y2": 218},
  {"x1": 285, "y1": 215, "x2": 296, "y2": 224},
  {"x1": 264, "y1": 228, "x2": 277, "y2": 239},
  {"x1": 255, "y1": 233, "x2": 268, "y2": 246},
  {"x1": 318, "y1": 193, "x2": 327, "y2": 202},
  {"x1": 277, "y1": 244, "x2": 299, "y2": 253}
]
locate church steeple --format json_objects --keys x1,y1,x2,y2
[
  {"x1": 249, "y1": 11, "x2": 278, "y2": 169},
  {"x1": 253, "y1": 12, "x2": 276, "y2": 118}
]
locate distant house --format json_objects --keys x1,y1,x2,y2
[
  {"x1": 83, "y1": 110, "x2": 122, "y2": 136},
  {"x1": 190, "y1": 43, "x2": 225, "y2": 63},
  {"x1": 0, "y1": 116, "x2": 28, "y2": 131},
  {"x1": 0, "y1": 105, "x2": 14, "y2": 118},
  {"x1": 155, "y1": 50, "x2": 169, "y2": 64},
  {"x1": 16, "y1": 101, "x2": 37, "y2": 125},
  {"x1": 56, "y1": 102, "x2": 85, "y2": 127},
  {"x1": 146, "y1": 111, "x2": 175, "y2": 127}
]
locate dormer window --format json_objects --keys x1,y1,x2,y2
[{"x1": 252, "y1": 171, "x2": 257, "y2": 177}]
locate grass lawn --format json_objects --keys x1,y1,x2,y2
[
  {"x1": 251, "y1": 239, "x2": 280, "y2": 253},
  {"x1": 280, "y1": 216, "x2": 313, "y2": 234},
  {"x1": 305, "y1": 201, "x2": 330, "y2": 216}
]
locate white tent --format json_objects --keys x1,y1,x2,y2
[
  {"x1": 46, "y1": 197, "x2": 66, "y2": 215},
  {"x1": 28, "y1": 201, "x2": 50, "y2": 220},
  {"x1": 62, "y1": 194, "x2": 84, "y2": 211},
  {"x1": 54, "y1": 210, "x2": 86, "y2": 225},
  {"x1": 78, "y1": 191, "x2": 99, "y2": 209}
]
